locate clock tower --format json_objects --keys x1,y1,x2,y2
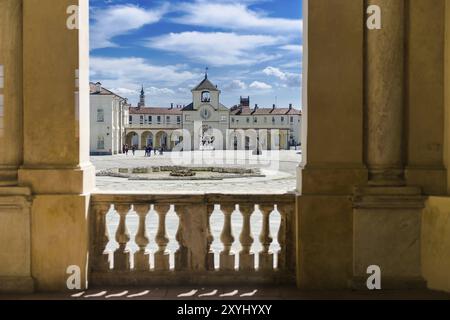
[{"x1": 192, "y1": 69, "x2": 220, "y2": 111}]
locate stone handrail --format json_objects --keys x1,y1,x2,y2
[{"x1": 89, "y1": 193, "x2": 296, "y2": 286}]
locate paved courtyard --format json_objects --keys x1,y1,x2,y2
[{"x1": 91, "y1": 150, "x2": 302, "y2": 194}]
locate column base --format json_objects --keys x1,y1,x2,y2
[
  {"x1": 353, "y1": 186, "x2": 425, "y2": 290},
  {"x1": 0, "y1": 276, "x2": 35, "y2": 294},
  {"x1": 349, "y1": 276, "x2": 426, "y2": 290}
]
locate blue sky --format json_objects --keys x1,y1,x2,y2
[{"x1": 89, "y1": 0, "x2": 303, "y2": 109}]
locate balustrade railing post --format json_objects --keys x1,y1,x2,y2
[
  {"x1": 220, "y1": 205, "x2": 235, "y2": 271},
  {"x1": 239, "y1": 204, "x2": 255, "y2": 271},
  {"x1": 277, "y1": 203, "x2": 294, "y2": 270},
  {"x1": 206, "y1": 205, "x2": 215, "y2": 271},
  {"x1": 92, "y1": 203, "x2": 111, "y2": 271},
  {"x1": 134, "y1": 204, "x2": 150, "y2": 271},
  {"x1": 154, "y1": 205, "x2": 170, "y2": 271},
  {"x1": 174, "y1": 205, "x2": 188, "y2": 271},
  {"x1": 114, "y1": 204, "x2": 131, "y2": 271},
  {"x1": 259, "y1": 205, "x2": 274, "y2": 271}
]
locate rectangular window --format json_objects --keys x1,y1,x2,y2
[
  {"x1": 129, "y1": 115, "x2": 132, "y2": 125},
  {"x1": 157, "y1": 116, "x2": 161, "y2": 124},
  {"x1": 148, "y1": 116, "x2": 152, "y2": 123},
  {"x1": 97, "y1": 109, "x2": 104, "y2": 122},
  {"x1": 140, "y1": 115, "x2": 144, "y2": 124},
  {"x1": 254, "y1": 117, "x2": 257, "y2": 123},
  {"x1": 231, "y1": 117, "x2": 235, "y2": 123},
  {"x1": 97, "y1": 136, "x2": 105, "y2": 150},
  {"x1": 290, "y1": 116, "x2": 294, "y2": 123},
  {"x1": 281, "y1": 117, "x2": 285, "y2": 123},
  {"x1": 177, "y1": 116, "x2": 181, "y2": 124},
  {"x1": 166, "y1": 116, "x2": 171, "y2": 123},
  {"x1": 272, "y1": 117, "x2": 275, "y2": 123}
]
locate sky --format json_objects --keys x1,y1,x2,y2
[{"x1": 89, "y1": 0, "x2": 303, "y2": 109}]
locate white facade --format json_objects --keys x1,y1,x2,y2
[
  {"x1": 90, "y1": 82, "x2": 128, "y2": 155},
  {"x1": 124, "y1": 75, "x2": 302, "y2": 151}
]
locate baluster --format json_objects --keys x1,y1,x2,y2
[
  {"x1": 92, "y1": 204, "x2": 111, "y2": 271},
  {"x1": 259, "y1": 204, "x2": 274, "y2": 271},
  {"x1": 174, "y1": 205, "x2": 187, "y2": 271},
  {"x1": 154, "y1": 205, "x2": 170, "y2": 271},
  {"x1": 219, "y1": 205, "x2": 235, "y2": 271},
  {"x1": 277, "y1": 204, "x2": 293, "y2": 270},
  {"x1": 113, "y1": 204, "x2": 131, "y2": 271},
  {"x1": 134, "y1": 204, "x2": 150, "y2": 271},
  {"x1": 206, "y1": 205, "x2": 215, "y2": 271},
  {"x1": 239, "y1": 204, "x2": 255, "y2": 271}
]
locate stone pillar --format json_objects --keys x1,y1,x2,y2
[
  {"x1": 0, "y1": 0, "x2": 23, "y2": 186},
  {"x1": 405, "y1": 0, "x2": 447, "y2": 195},
  {"x1": 18, "y1": 0, "x2": 95, "y2": 291},
  {"x1": 352, "y1": 0, "x2": 425, "y2": 289},
  {"x1": 366, "y1": 0, "x2": 405, "y2": 185},
  {"x1": 0, "y1": 0, "x2": 34, "y2": 294},
  {"x1": 297, "y1": 0, "x2": 367, "y2": 289}
]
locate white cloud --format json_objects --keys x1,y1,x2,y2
[
  {"x1": 90, "y1": 56, "x2": 196, "y2": 85},
  {"x1": 146, "y1": 32, "x2": 282, "y2": 66},
  {"x1": 225, "y1": 80, "x2": 247, "y2": 91},
  {"x1": 262, "y1": 66, "x2": 301, "y2": 87},
  {"x1": 146, "y1": 87, "x2": 175, "y2": 95},
  {"x1": 263, "y1": 66, "x2": 287, "y2": 81},
  {"x1": 90, "y1": 4, "x2": 168, "y2": 50},
  {"x1": 281, "y1": 44, "x2": 303, "y2": 54},
  {"x1": 249, "y1": 81, "x2": 272, "y2": 90},
  {"x1": 173, "y1": 2, "x2": 302, "y2": 34}
]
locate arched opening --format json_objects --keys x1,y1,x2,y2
[
  {"x1": 125, "y1": 131, "x2": 139, "y2": 149},
  {"x1": 141, "y1": 131, "x2": 153, "y2": 148}
]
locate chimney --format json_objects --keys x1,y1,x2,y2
[
  {"x1": 254, "y1": 104, "x2": 258, "y2": 109},
  {"x1": 95, "y1": 82, "x2": 101, "y2": 93},
  {"x1": 272, "y1": 104, "x2": 276, "y2": 109},
  {"x1": 289, "y1": 103, "x2": 293, "y2": 109},
  {"x1": 171, "y1": 103, "x2": 174, "y2": 109}
]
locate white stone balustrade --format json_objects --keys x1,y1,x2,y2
[{"x1": 89, "y1": 194, "x2": 295, "y2": 286}]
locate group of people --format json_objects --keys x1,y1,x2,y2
[
  {"x1": 145, "y1": 145, "x2": 164, "y2": 157},
  {"x1": 122, "y1": 144, "x2": 136, "y2": 156},
  {"x1": 122, "y1": 144, "x2": 166, "y2": 157}
]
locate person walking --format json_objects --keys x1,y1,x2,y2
[
  {"x1": 125, "y1": 144, "x2": 129, "y2": 155},
  {"x1": 148, "y1": 146, "x2": 152, "y2": 157},
  {"x1": 132, "y1": 145, "x2": 136, "y2": 156}
]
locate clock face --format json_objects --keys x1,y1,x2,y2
[{"x1": 200, "y1": 107, "x2": 210, "y2": 120}]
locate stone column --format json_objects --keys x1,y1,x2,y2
[
  {"x1": 366, "y1": 0, "x2": 405, "y2": 185},
  {"x1": 352, "y1": 0, "x2": 425, "y2": 289},
  {"x1": 0, "y1": 0, "x2": 34, "y2": 294},
  {"x1": 19, "y1": 0, "x2": 95, "y2": 291},
  {"x1": 0, "y1": 0, "x2": 23, "y2": 186}
]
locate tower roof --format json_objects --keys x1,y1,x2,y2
[{"x1": 192, "y1": 76, "x2": 219, "y2": 92}]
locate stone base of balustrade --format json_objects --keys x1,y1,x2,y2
[{"x1": 90, "y1": 270, "x2": 295, "y2": 287}]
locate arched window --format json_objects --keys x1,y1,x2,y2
[{"x1": 201, "y1": 91, "x2": 211, "y2": 103}]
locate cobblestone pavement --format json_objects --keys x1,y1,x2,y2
[{"x1": 91, "y1": 150, "x2": 302, "y2": 194}]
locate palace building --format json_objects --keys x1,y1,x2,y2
[{"x1": 124, "y1": 74, "x2": 302, "y2": 152}]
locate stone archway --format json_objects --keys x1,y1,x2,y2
[
  {"x1": 125, "y1": 131, "x2": 139, "y2": 148},
  {"x1": 155, "y1": 131, "x2": 169, "y2": 150},
  {"x1": 141, "y1": 131, "x2": 153, "y2": 148}
]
